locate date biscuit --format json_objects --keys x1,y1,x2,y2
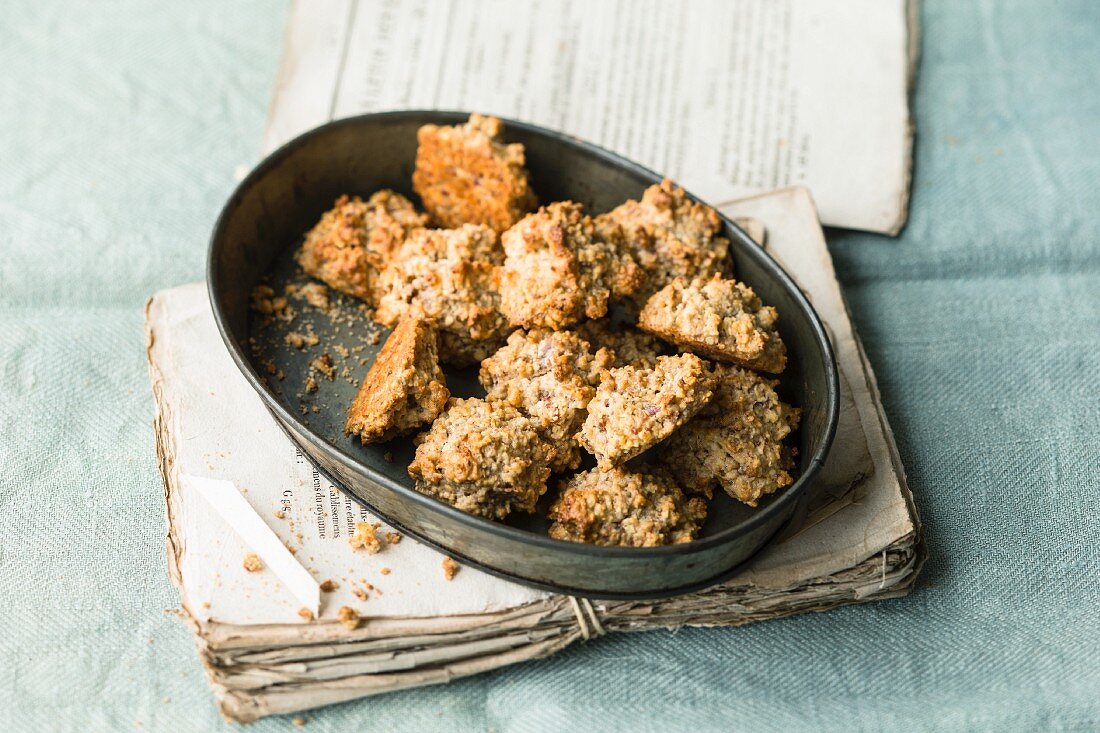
[
  {"x1": 345, "y1": 315, "x2": 450, "y2": 444},
  {"x1": 661, "y1": 365, "x2": 801, "y2": 505},
  {"x1": 638, "y1": 274, "x2": 787, "y2": 374},
  {"x1": 576, "y1": 318, "x2": 670, "y2": 370},
  {"x1": 296, "y1": 191, "x2": 428, "y2": 300},
  {"x1": 499, "y1": 202, "x2": 643, "y2": 330},
  {"x1": 408, "y1": 398, "x2": 554, "y2": 520},
  {"x1": 372, "y1": 224, "x2": 509, "y2": 366},
  {"x1": 413, "y1": 113, "x2": 537, "y2": 232},
  {"x1": 579, "y1": 353, "x2": 717, "y2": 467},
  {"x1": 548, "y1": 466, "x2": 707, "y2": 547},
  {"x1": 601, "y1": 179, "x2": 731, "y2": 303},
  {"x1": 479, "y1": 328, "x2": 613, "y2": 471}
]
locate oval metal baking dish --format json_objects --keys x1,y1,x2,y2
[{"x1": 208, "y1": 111, "x2": 839, "y2": 599}]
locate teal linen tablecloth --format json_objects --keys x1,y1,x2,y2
[{"x1": 1, "y1": 1, "x2": 1097, "y2": 730}]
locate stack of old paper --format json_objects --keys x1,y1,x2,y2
[
  {"x1": 146, "y1": 187, "x2": 923, "y2": 722},
  {"x1": 146, "y1": 0, "x2": 923, "y2": 720}
]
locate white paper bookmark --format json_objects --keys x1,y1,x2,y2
[{"x1": 184, "y1": 474, "x2": 320, "y2": 618}]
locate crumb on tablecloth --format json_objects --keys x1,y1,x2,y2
[{"x1": 242, "y1": 553, "x2": 263, "y2": 572}]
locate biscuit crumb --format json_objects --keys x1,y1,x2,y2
[
  {"x1": 385, "y1": 531, "x2": 402, "y2": 545},
  {"x1": 348, "y1": 522, "x2": 382, "y2": 553},
  {"x1": 297, "y1": 607, "x2": 314, "y2": 622},
  {"x1": 297, "y1": 282, "x2": 330, "y2": 310},
  {"x1": 285, "y1": 331, "x2": 306, "y2": 349},
  {"x1": 311, "y1": 353, "x2": 336, "y2": 380},
  {"x1": 380, "y1": 567, "x2": 391, "y2": 576},
  {"x1": 319, "y1": 579, "x2": 338, "y2": 592},
  {"x1": 442, "y1": 557, "x2": 460, "y2": 581},
  {"x1": 242, "y1": 553, "x2": 263, "y2": 572},
  {"x1": 352, "y1": 587, "x2": 369, "y2": 601},
  {"x1": 337, "y1": 606, "x2": 361, "y2": 630},
  {"x1": 274, "y1": 510, "x2": 285, "y2": 519},
  {"x1": 304, "y1": 376, "x2": 318, "y2": 393},
  {"x1": 292, "y1": 716, "x2": 307, "y2": 727}
]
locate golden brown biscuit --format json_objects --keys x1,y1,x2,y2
[
  {"x1": 576, "y1": 319, "x2": 671, "y2": 369},
  {"x1": 660, "y1": 365, "x2": 801, "y2": 505},
  {"x1": 548, "y1": 466, "x2": 707, "y2": 547},
  {"x1": 296, "y1": 191, "x2": 428, "y2": 300},
  {"x1": 600, "y1": 179, "x2": 731, "y2": 303},
  {"x1": 479, "y1": 328, "x2": 613, "y2": 472},
  {"x1": 344, "y1": 315, "x2": 450, "y2": 444},
  {"x1": 499, "y1": 202, "x2": 643, "y2": 330},
  {"x1": 408, "y1": 398, "x2": 554, "y2": 520},
  {"x1": 371, "y1": 224, "x2": 509, "y2": 366},
  {"x1": 638, "y1": 274, "x2": 787, "y2": 374},
  {"x1": 579, "y1": 353, "x2": 717, "y2": 467},
  {"x1": 412, "y1": 114, "x2": 537, "y2": 232}
]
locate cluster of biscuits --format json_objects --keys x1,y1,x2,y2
[{"x1": 298, "y1": 114, "x2": 801, "y2": 548}]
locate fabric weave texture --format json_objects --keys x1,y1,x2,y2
[{"x1": 0, "y1": 0, "x2": 1097, "y2": 730}]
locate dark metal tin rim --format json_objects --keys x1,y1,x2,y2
[{"x1": 207, "y1": 110, "x2": 841, "y2": 562}]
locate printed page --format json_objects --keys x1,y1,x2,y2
[
  {"x1": 265, "y1": 0, "x2": 915, "y2": 233},
  {"x1": 147, "y1": 284, "x2": 550, "y2": 627}
]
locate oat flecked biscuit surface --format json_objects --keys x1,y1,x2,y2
[
  {"x1": 548, "y1": 466, "x2": 707, "y2": 547},
  {"x1": 344, "y1": 315, "x2": 450, "y2": 444},
  {"x1": 601, "y1": 178, "x2": 731, "y2": 303},
  {"x1": 413, "y1": 114, "x2": 537, "y2": 232},
  {"x1": 408, "y1": 398, "x2": 554, "y2": 520},
  {"x1": 579, "y1": 353, "x2": 717, "y2": 467},
  {"x1": 661, "y1": 364, "x2": 801, "y2": 505},
  {"x1": 638, "y1": 274, "x2": 787, "y2": 373},
  {"x1": 296, "y1": 191, "x2": 428, "y2": 300},
  {"x1": 372, "y1": 224, "x2": 509, "y2": 365},
  {"x1": 479, "y1": 328, "x2": 613, "y2": 471},
  {"x1": 499, "y1": 202, "x2": 643, "y2": 330},
  {"x1": 576, "y1": 319, "x2": 671, "y2": 369}
]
